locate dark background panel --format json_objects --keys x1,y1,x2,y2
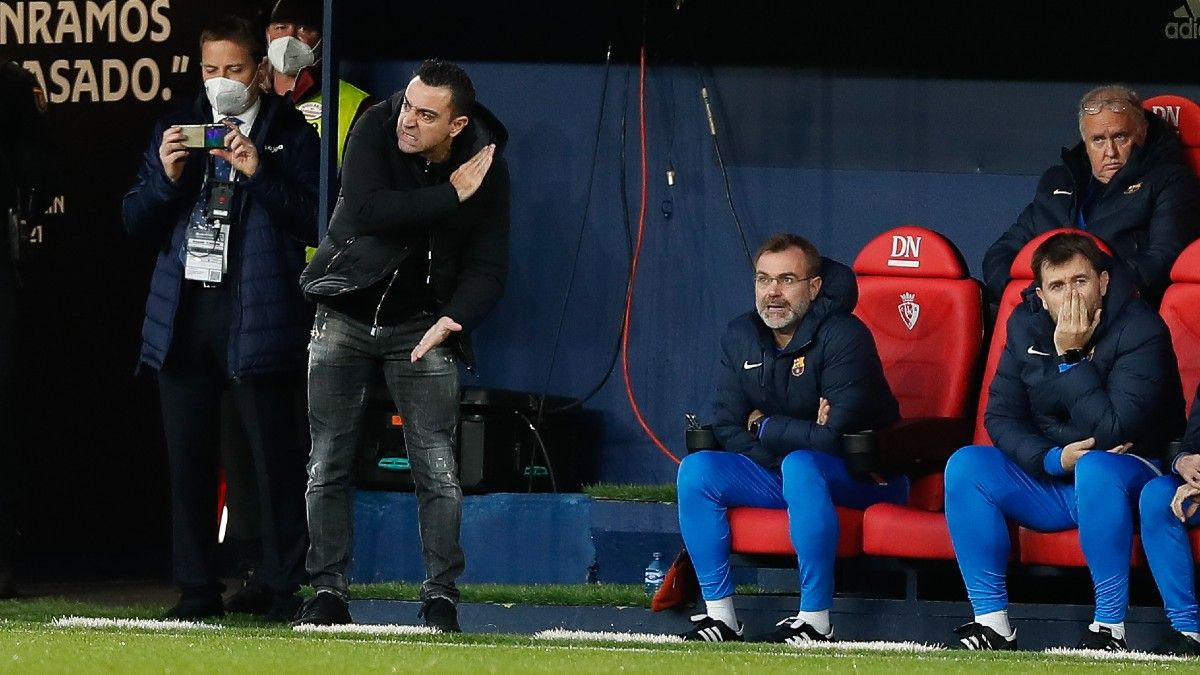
[{"x1": 1, "y1": 0, "x2": 1198, "y2": 572}]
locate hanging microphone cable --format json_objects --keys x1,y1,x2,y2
[{"x1": 699, "y1": 80, "x2": 753, "y2": 268}]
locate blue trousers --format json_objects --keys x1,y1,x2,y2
[
  {"x1": 676, "y1": 450, "x2": 908, "y2": 609},
  {"x1": 945, "y1": 445, "x2": 1157, "y2": 623},
  {"x1": 1140, "y1": 475, "x2": 1200, "y2": 633}
]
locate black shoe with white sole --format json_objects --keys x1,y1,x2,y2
[
  {"x1": 952, "y1": 622, "x2": 1017, "y2": 650},
  {"x1": 1154, "y1": 630, "x2": 1200, "y2": 657},
  {"x1": 766, "y1": 614, "x2": 834, "y2": 644},
  {"x1": 1076, "y1": 625, "x2": 1127, "y2": 652},
  {"x1": 680, "y1": 614, "x2": 744, "y2": 642}
]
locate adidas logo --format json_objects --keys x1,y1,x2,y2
[{"x1": 1165, "y1": 0, "x2": 1200, "y2": 39}]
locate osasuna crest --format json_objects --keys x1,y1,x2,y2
[
  {"x1": 791, "y1": 356, "x2": 806, "y2": 377},
  {"x1": 898, "y1": 292, "x2": 920, "y2": 331}
]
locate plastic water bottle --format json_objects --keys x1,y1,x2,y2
[{"x1": 644, "y1": 552, "x2": 666, "y2": 596}]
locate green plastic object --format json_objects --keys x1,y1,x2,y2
[{"x1": 378, "y1": 457, "x2": 411, "y2": 472}]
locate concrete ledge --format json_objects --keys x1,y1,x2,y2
[{"x1": 349, "y1": 491, "x2": 685, "y2": 585}]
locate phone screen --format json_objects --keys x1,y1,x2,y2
[{"x1": 179, "y1": 124, "x2": 230, "y2": 150}]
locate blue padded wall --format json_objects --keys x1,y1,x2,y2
[{"x1": 343, "y1": 60, "x2": 1200, "y2": 484}]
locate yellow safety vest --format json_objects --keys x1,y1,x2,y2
[
  {"x1": 298, "y1": 80, "x2": 370, "y2": 261},
  {"x1": 295, "y1": 80, "x2": 371, "y2": 166}
]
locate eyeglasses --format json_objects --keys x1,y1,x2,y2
[
  {"x1": 754, "y1": 274, "x2": 818, "y2": 289},
  {"x1": 1081, "y1": 97, "x2": 1137, "y2": 115}
]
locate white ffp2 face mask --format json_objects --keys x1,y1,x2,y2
[
  {"x1": 205, "y1": 76, "x2": 256, "y2": 116},
  {"x1": 267, "y1": 36, "x2": 318, "y2": 76}
]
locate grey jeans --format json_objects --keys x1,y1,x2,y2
[{"x1": 305, "y1": 306, "x2": 463, "y2": 602}]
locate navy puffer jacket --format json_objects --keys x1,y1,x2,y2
[
  {"x1": 711, "y1": 257, "x2": 899, "y2": 471},
  {"x1": 122, "y1": 92, "x2": 319, "y2": 376},
  {"x1": 984, "y1": 259, "x2": 1185, "y2": 478}
]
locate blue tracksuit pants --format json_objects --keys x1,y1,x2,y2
[
  {"x1": 1139, "y1": 474, "x2": 1200, "y2": 633},
  {"x1": 945, "y1": 445, "x2": 1157, "y2": 623},
  {"x1": 676, "y1": 450, "x2": 908, "y2": 609}
]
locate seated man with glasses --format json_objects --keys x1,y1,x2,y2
[
  {"x1": 983, "y1": 84, "x2": 1200, "y2": 306},
  {"x1": 676, "y1": 233, "x2": 904, "y2": 643}
]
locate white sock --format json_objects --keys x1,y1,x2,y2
[
  {"x1": 1182, "y1": 631, "x2": 1200, "y2": 642},
  {"x1": 705, "y1": 597, "x2": 738, "y2": 629},
  {"x1": 1091, "y1": 621, "x2": 1125, "y2": 640},
  {"x1": 975, "y1": 610, "x2": 1013, "y2": 637},
  {"x1": 793, "y1": 609, "x2": 831, "y2": 636}
]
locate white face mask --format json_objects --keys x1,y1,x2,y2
[
  {"x1": 267, "y1": 36, "x2": 318, "y2": 76},
  {"x1": 204, "y1": 76, "x2": 257, "y2": 116}
]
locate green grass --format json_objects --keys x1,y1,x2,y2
[
  {"x1": 349, "y1": 582, "x2": 652, "y2": 607},
  {"x1": 0, "y1": 618, "x2": 1191, "y2": 673},
  {"x1": 346, "y1": 582, "x2": 762, "y2": 607},
  {"x1": 0, "y1": 598, "x2": 1192, "y2": 673},
  {"x1": 583, "y1": 483, "x2": 677, "y2": 503}
]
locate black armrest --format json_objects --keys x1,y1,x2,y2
[{"x1": 876, "y1": 417, "x2": 974, "y2": 474}]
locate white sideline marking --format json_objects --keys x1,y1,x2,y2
[
  {"x1": 786, "y1": 640, "x2": 944, "y2": 653},
  {"x1": 50, "y1": 616, "x2": 223, "y2": 631},
  {"x1": 1044, "y1": 647, "x2": 1190, "y2": 662},
  {"x1": 534, "y1": 628, "x2": 684, "y2": 644},
  {"x1": 292, "y1": 623, "x2": 441, "y2": 636}
]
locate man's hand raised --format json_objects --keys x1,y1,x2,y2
[
  {"x1": 1053, "y1": 288, "x2": 1101, "y2": 356},
  {"x1": 450, "y1": 144, "x2": 495, "y2": 202}
]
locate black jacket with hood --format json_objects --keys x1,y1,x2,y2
[
  {"x1": 984, "y1": 259, "x2": 1185, "y2": 479},
  {"x1": 710, "y1": 257, "x2": 899, "y2": 471},
  {"x1": 300, "y1": 91, "x2": 511, "y2": 349},
  {"x1": 983, "y1": 111, "x2": 1200, "y2": 305}
]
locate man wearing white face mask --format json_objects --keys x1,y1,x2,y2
[
  {"x1": 122, "y1": 15, "x2": 319, "y2": 622},
  {"x1": 264, "y1": 0, "x2": 374, "y2": 166}
]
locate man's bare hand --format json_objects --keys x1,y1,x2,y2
[
  {"x1": 210, "y1": 121, "x2": 259, "y2": 178},
  {"x1": 1060, "y1": 437, "x2": 1096, "y2": 472},
  {"x1": 450, "y1": 144, "x2": 495, "y2": 202},
  {"x1": 816, "y1": 397, "x2": 831, "y2": 426},
  {"x1": 410, "y1": 316, "x2": 463, "y2": 363},
  {"x1": 159, "y1": 126, "x2": 189, "y2": 185},
  {"x1": 1170, "y1": 483, "x2": 1200, "y2": 522},
  {"x1": 747, "y1": 409, "x2": 764, "y2": 432},
  {"x1": 1053, "y1": 288, "x2": 1101, "y2": 355},
  {"x1": 1177, "y1": 453, "x2": 1200, "y2": 489}
]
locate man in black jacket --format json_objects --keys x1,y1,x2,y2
[
  {"x1": 0, "y1": 60, "x2": 53, "y2": 599},
  {"x1": 294, "y1": 60, "x2": 509, "y2": 632},
  {"x1": 946, "y1": 232, "x2": 1184, "y2": 651},
  {"x1": 676, "y1": 234, "x2": 903, "y2": 643},
  {"x1": 122, "y1": 16, "x2": 319, "y2": 621},
  {"x1": 982, "y1": 85, "x2": 1200, "y2": 306}
]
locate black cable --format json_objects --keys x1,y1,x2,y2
[
  {"x1": 515, "y1": 410, "x2": 558, "y2": 494},
  {"x1": 534, "y1": 45, "x2": 615, "y2": 428},
  {"x1": 540, "y1": 59, "x2": 637, "y2": 417},
  {"x1": 681, "y1": 6, "x2": 753, "y2": 268}
]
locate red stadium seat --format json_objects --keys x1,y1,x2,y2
[
  {"x1": 1144, "y1": 95, "x2": 1200, "y2": 175},
  {"x1": 728, "y1": 226, "x2": 983, "y2": 561},
  {"x1": 1160, "y1": 238, "x2": 1200, "y2": 414},
  {"x1": 1160, "y1": 240, "x2": 1200, "y2": 560},
  {"x1": 854, "y1": 226, "x2": 983, "y2": 560}
]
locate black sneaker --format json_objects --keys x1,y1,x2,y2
[
  {"x1": 419, "y1": 597, "x2": 461, "y2": 633},
  {"x1": 1076, "y1": 625, "x2": 1127, "y2": 652},
  {"x1": 680, "y1": 614, "x2": 744, "y2": 642},
  {"x1": 290, "y1": 590, "x2": 352, "y2": 626},
  {"x1": 262, "y1": 593, "x2": 303, "y2": 624},
  {"x1": 224, "y1": 582, "x2": 273, "y2": 615},
  {"x1": 163, "y1": 594, "x2": 224, "y2": 621},
  {"x1": 952, "y1": 622, "x2": 1017, "y2": 650},
  {"x1": 766, "y1": 615, "x2": 834, "y2": 644},
  {"x1": 1154, "y1": 631, "x2": 1200, "y2": 657}
]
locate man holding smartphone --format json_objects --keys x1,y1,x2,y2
[{"x1": 122, "y1": 15, "x2": 319, "y2": 621}]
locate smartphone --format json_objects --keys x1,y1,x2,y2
[{"x1": 178, "y1": 123, "x2": 229, "y2": 150}]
